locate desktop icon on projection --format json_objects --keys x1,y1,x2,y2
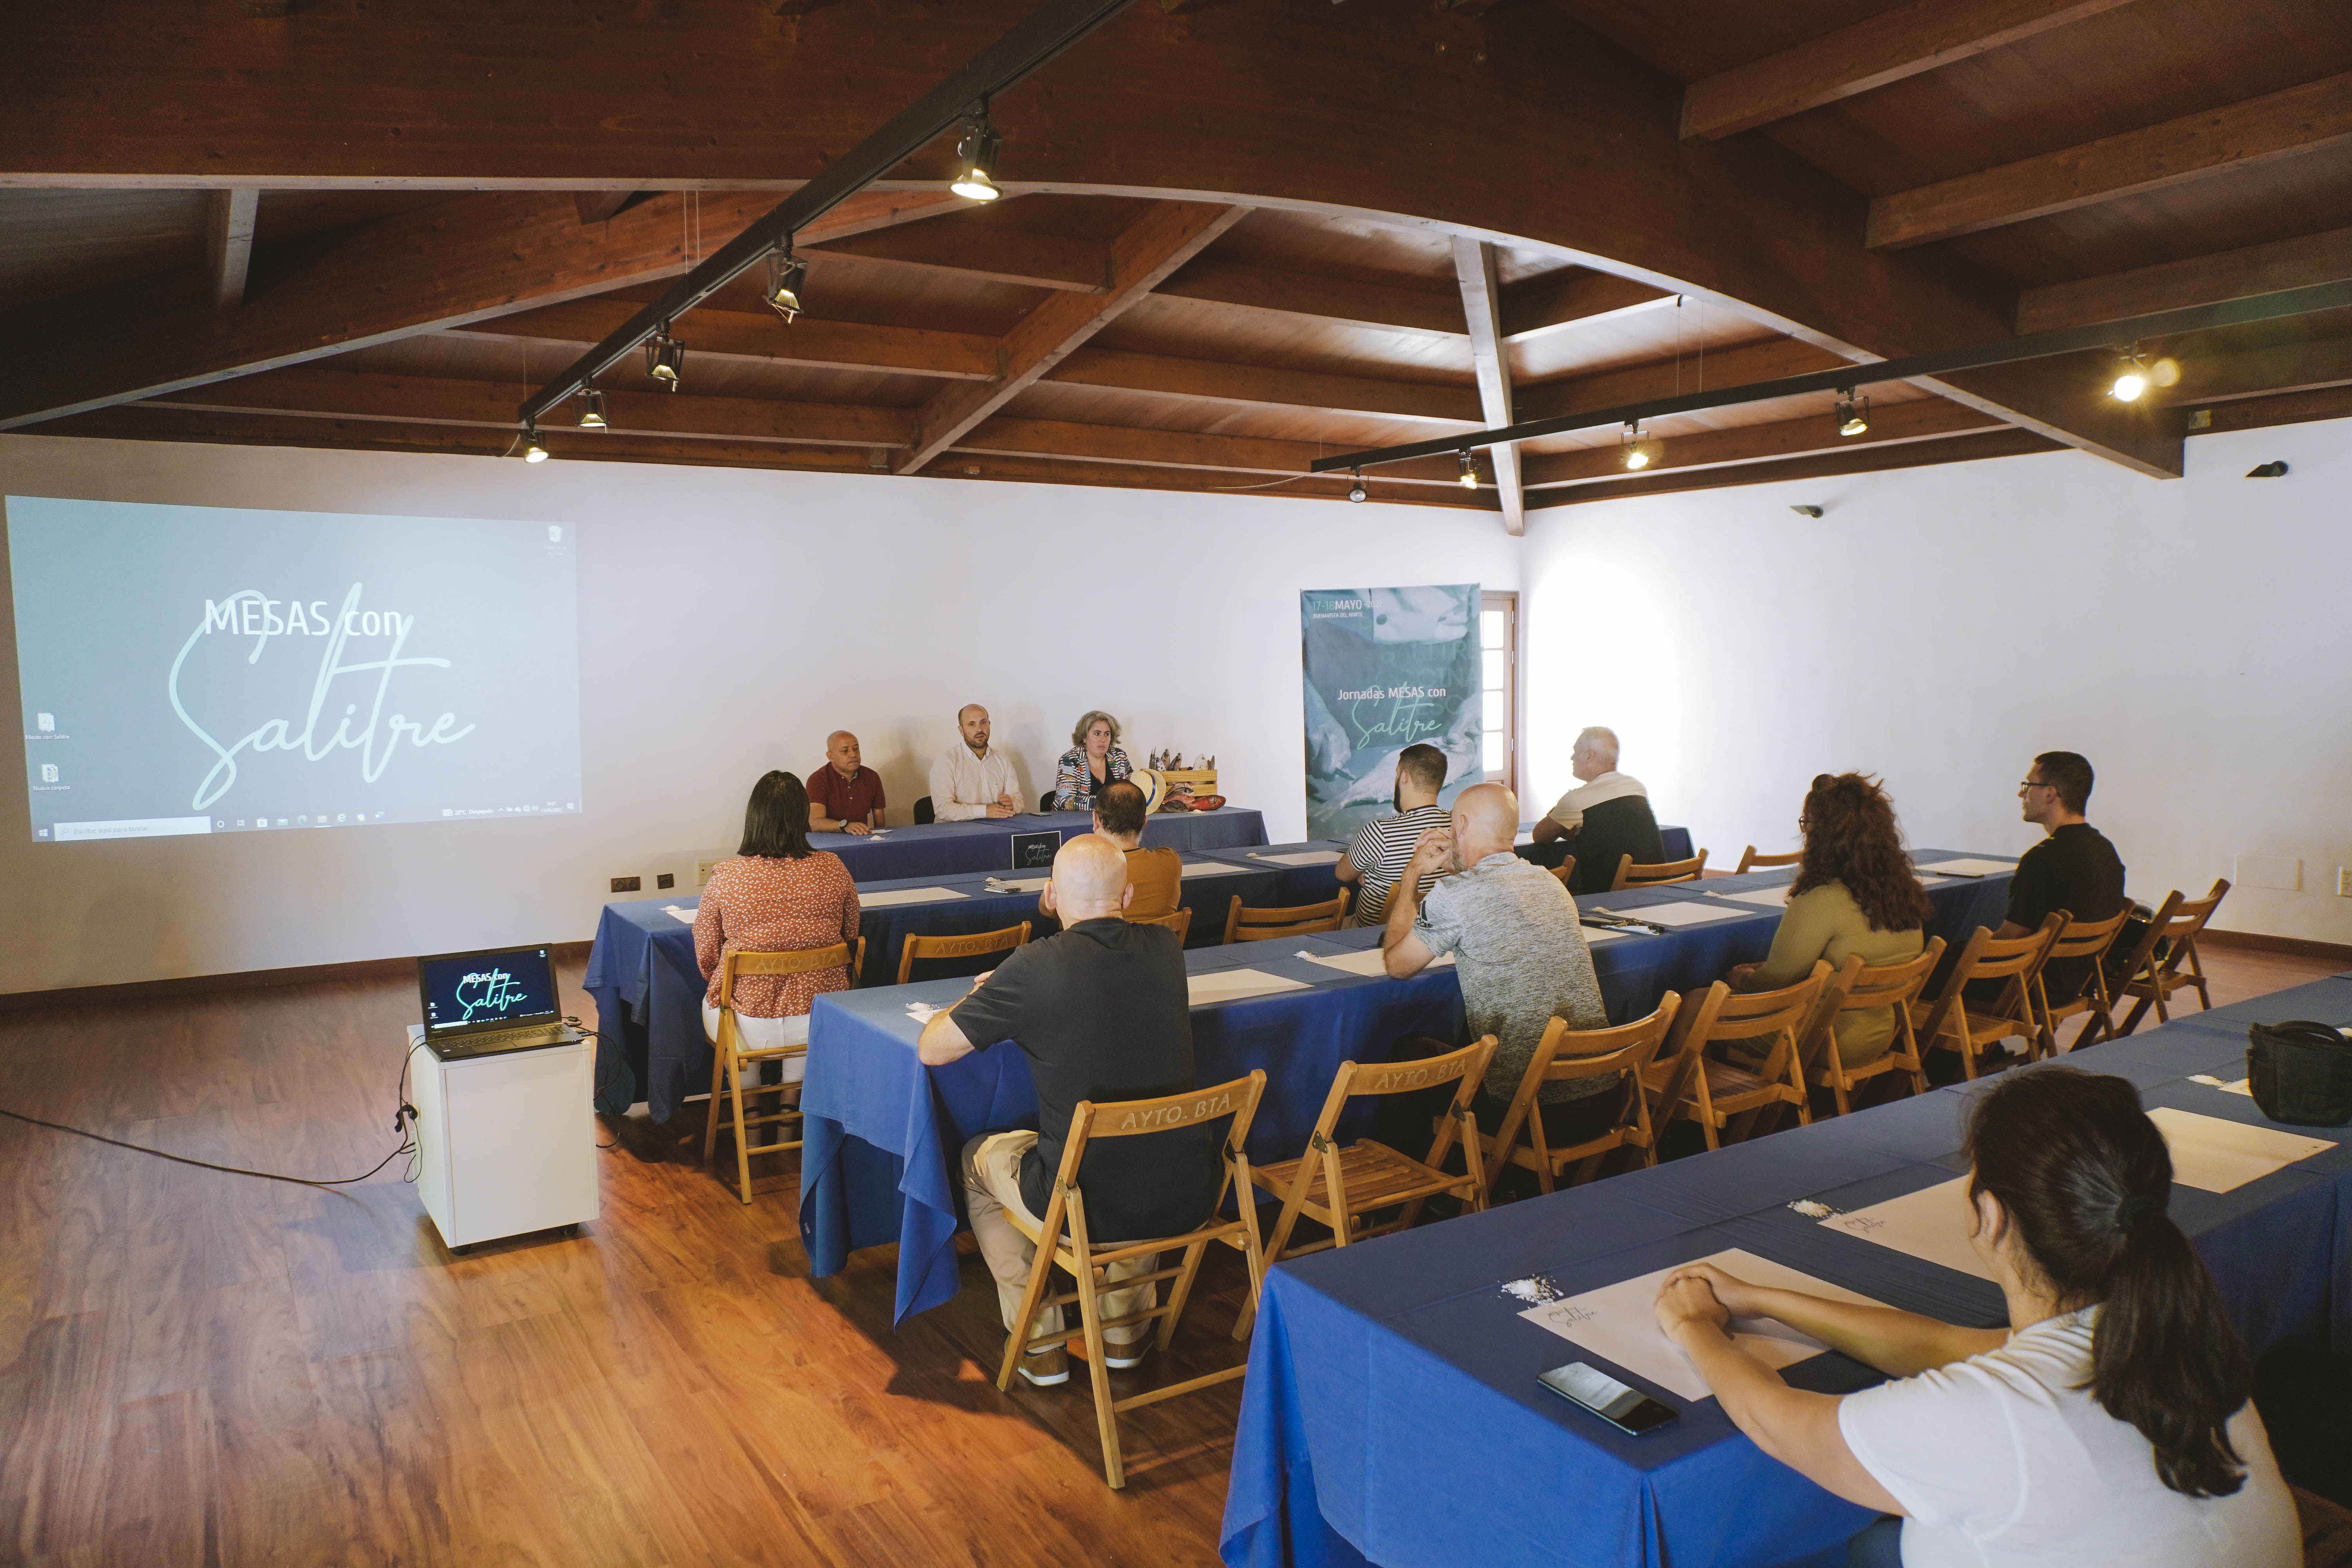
[{"x1": 7, "y1": 495, "x2": 584, "y2": 844}]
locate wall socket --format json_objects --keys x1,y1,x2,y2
[
  {"x1": 610, "y1": 875, "x2": 641, "y2": 893},
  {"x1": 657, "y1": 873, "x2": 675, "y2": 889}
]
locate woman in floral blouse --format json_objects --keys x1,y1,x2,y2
[
  {"x1": 1051, "y1": 710, "x2": 1132, "y2": 812},
  {"x1": 693, "y1": 771, "x2": 860, "y2": 1082}
]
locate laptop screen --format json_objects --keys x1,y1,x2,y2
[{"x1": 418, "y1": 946, "x2": 561, "y2": 1035}]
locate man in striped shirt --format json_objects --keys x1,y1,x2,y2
[{"x1": 1335, "y1": 743, "x2": 1454, "y2": 926}]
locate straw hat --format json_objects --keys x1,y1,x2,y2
[{"x1": 1128, "y1": 768, "x2": 1167, "y2": 813}]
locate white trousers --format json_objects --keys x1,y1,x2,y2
[
  {"x1": 960, "y1": 1131, "x2": 1155, "y2": 1347},
  {"x1": 701, "y1": 1002, "x2": 809, "y2": 1083}
]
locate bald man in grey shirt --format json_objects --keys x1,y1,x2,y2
[{"x1": 1383, "y1": 782, "x2": 1613, "y2": 1141}]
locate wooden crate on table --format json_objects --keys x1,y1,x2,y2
[{"x1": 1157, "y1": 768, "x2": 1217, "y2": 809}]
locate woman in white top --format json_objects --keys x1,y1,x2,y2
[{"x1": 1653, "y1": 1066, "x2": 2299, "y2": 1568}]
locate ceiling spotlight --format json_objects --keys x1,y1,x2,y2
[
  {"x1": 2109, "y1": 344, "x2": 2150, "y2": 402},
  {"x1": 575, "y1": 389, "x2": 608, "y2": 430},
  {"x1": 1790, "y1": 504, "x2": 1823, "y2": 517},
  {"x1": 2246, "y1": 460, "x2": 2289, "y2": 479},
  {"x1": 521, "y1": 426, "x2": 549, "y2": 463},
  {"x1": 765, "y1": 245, "x2": 808, "y2": 324},
  {"x1": 1621, "y1": 422, "x2": 1652, "y2": 470},
  {"x1": 1347, "y1": 470, "x2": 1367, "y2": 504},
  {"x1": 1457, "y1": 449, "x2": 1480, "y2": 489},
  {"x1": 645, "y1": 328, "x2": 684, "y2": 390},
  {"x1": 1835, "y1": 390, "x2": 1870, "y2": 437},
  {"x1": 950, "y1": 110, "x2": 1004, "y2": 202}
]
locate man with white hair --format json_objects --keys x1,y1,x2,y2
[
  {"x1": 1530, "y1": 726, "x2": 1666, "y2": 895},
  {"x1": 929, "y1": 703, "x2": 1022, "y2": 821},
  {"x1": 918, "y1": 835, "x2": 1214, "y2": 1386},
  {"x1": 808, "y1": 730, "x2": 886, "y2": 835}
]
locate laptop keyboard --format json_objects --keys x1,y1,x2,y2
[{"x1": 446, "y1": 1022, "x2": 571, "y2": 1053}]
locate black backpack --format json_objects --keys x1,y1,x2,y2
[{"x1": 2247, "y1": 1020, "x2": 2352, "y2": 1127}]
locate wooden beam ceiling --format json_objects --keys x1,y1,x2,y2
[
  {"x1": 459, "y1": 298, "x2": 1005, "y2": 381},
  {"x1": 1500, "y1": 272, "x2": 1677, "y2": 341},
  {"x1": 1452, "y1": 238, "x2": 1524, "y2": 534},
  {"x1": 1867, "y1": 71, "x2": 2352, "y2": 249},
  {"x1": 2155, "y1": 332, "x2": 2352, "y2": 405},
  {"x1": 897, "y1": 202, "x2": 1247, "y2": 473},
  {"x1": 1522, "y1": 397, "x2": 2002, "y2": 488},
  {"x1": 1679, "y1": 0, "x2": 2140, "y2": 142},
  {"x1": 204, "y1": 189, "x2": 258, "y2": 310},
  {"x1": 1156, "y1": 260, "x2": 1465, "y2": 338},
  {"x1": 1526, "y1": 426, "x2": 2062, "y2": 507},
  {"x1": 948, "y1": 417, "x2": 1465, "y2": 485},
  {"x1": 806, "y1": 216, "x2": 1114, "y2": 293},
  {"x1": 2016, "y1": 226, "x2": 2352, "y2": 334},
  {"x1": 1043, "y1": 348, "x2": 1485, "y2": 423},
  {"x1": 1515, "y1": 337, "x2": 1849, "y2": 423}
]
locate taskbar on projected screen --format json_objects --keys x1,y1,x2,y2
[{"x1": 34, "y1": 801, "x2": 581, "y2": 842}]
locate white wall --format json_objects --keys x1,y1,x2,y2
[
  {"x1": 1522, "y1": 416, "x2": 2352, "y2": 946},
  {"x1": 0, "y1": 435, "x2": 1521, "y2": 995}
]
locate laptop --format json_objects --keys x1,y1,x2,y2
[{"x1": 415, "y1": 944, "x2": 581, "y2": 1059}]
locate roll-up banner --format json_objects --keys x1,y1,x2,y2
[{"x1": 1300, "y1": 585, "x2": 1481, "y2": 843}]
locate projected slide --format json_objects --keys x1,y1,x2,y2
[{"x1": 9, "y1": 497, "x2": 583, "y2": 843}]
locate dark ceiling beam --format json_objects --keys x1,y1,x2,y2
[
  {"x1": 2016, "y1": 226, "x2": 2352, "y2": 334},
  {"x1": 1515, "y1": 336, "x2": 1849, "y2": 424},
  {"x1": 456, "y1": 298, "x2": 1005, "y2": 381},
  {"x1": 897, "y1": 201, "x2": 1247, "y2": 472},
  {"x1": 1868, "y1": 71, "x2": 2352, "y2": 249},
  {"x1": 1045, "y1": 347, "x2": 1485, "y2": 424},
  {"x1": 806, "y1": 213, "x2": 1112, "y2": 292},
  {"x1": 1154, "y1": 259, "x2": 1465, "y2": 337},
  {"x1": 1453, "y1": 238, "x2": 1524, "y2": 533},
  {"x1": 205, "y1": 189, "x2": 258, "y2": 310},
  {"x1": 1679, "y1": 0, "x2": 2140, "y2": 142},
  {"x1": 1500, "y1": 271, "x2": 1677, "y2": 341},
  {"x1": 949, "y1": 416, "x2": 1464, "y2": 484},
  {"x1": 1526, "y1": 426, "x2": 2062, "y2": 508},
  {"x1": 144, "y1": 367, "x2": 916, "y2": 448},
  {"x1": 1522, "y1": 396, "x2": 2000, "y2": 487},
  {"x1": 0, "y1": 187, "x2": 960, "y2": 432},
  {"x1": 573, "y1": 190, "x2": 641, "y2": 225},
  {"x1": 2154, "y1": 332, "x2": 2352, "y2": 406},
  {"x1": 929, "y1": 451, "x2": 1494, "y2": 508},
  {"x1": 2190, "y1": 383, "x2": 2352, "y2": 435}
]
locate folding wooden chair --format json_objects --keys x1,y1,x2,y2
[
  {"x1": 1126, "y1": 906, "x2": 1192, "y2": 942},
  {"x1": 2033, "y1": 906, "x2": 2135, "y2": 1054},
  {"x1": 1483, "y1": 998, "x2": 1679, "y2": 1194},
  {"x1": 1643, "y1": 962, "x2": 1829, "y2": 1149},
  {"x1": 1906, "y1": 914, "x2": 2065, "y2": 1078},
  {"x1": 1734, "y1": 846, "x2": 1803, "y2": 875},
  {"x1": 1610, "y1": 849, "x2": 1709, "y2": 891},
  {"x1": 702, "y1": 938, "x2": 865, "y2": 1204},
  {"x1": 1245, "y1": 1036, "x2": 1498, "y2": 1282},
  {"x1": 895, "y1": 920, "x2": 1030, "y2": 984},
  {"x1": 2112, "y1": 880, "x2": 2229, "y2": 1036},
  {"x1": 993, "y1": 1070, "x2": 1269, "y2": 1490},
  {"x1": 1546, "y1": 854, "x2": 1577, "y2": 891},
  {"x1": 1223, "y1": 890, "x2": 1348, "y2": 944},
  {"x1": 1795, "y1": 941, "x2": 1944, "y2": 1116}
]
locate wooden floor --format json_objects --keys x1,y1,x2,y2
[{"x1": 0, "y1": 943, "x2": 2336, "y2": 1566}]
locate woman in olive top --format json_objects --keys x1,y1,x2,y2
[{"x1": 1729, "y1": 773, "x2": 1931, "y2": 1069}]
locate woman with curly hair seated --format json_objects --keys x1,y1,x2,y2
[
  {"x1": 1051, "y1": 710, "x2": 1132, "y2": 813},
  {"x1": 1726, "y1": 773, "x2": 1931, "y2": 1071}
]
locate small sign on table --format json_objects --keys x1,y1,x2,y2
[{"x1": 1010, "y1": 829, "x2": 1063, "y2": 870}]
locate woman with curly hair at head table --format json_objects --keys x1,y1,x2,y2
[{"x1": 1653, "y1": 1066, "x2": 2298, "y2": 1567}]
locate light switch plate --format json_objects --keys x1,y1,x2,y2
[{"x1": 2233, "y1": 855, "x2": 2301, "y2": 892}]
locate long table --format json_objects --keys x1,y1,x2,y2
[
  {"x1": 791, "y1": 851, "x2": 2015, "y2": 1324},
  {"x1": 1220, "y1": 972, "x2": 2352, "y2": 1568},
  {"x1": 807, "y1": 804, "x2": 1267, "y2": 880}
]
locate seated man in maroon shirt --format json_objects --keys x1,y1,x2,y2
[{"x1": 808, "y1": 730, "x2": 887, "y2": 835}]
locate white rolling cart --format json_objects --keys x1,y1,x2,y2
[{"x1": 406, "y1": 1024, "x2": 600, "y2": 1250}]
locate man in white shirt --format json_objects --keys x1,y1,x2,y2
[
  {"x1": 1530, "y1": 725, "x2": 1665, "y2": 894},
  {"x1": 929, "y1": 704, "x2": 1022, "y2": 822}
]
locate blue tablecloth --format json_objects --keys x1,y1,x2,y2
[
  {"x1": 579, "y1": 850, "x2": 1339, "y2": 1121},
  {"x1": 808, "y1": 805, "x2": 1267, "y2": 880},
  {"x1": 1220, "y1": 974, "x2": 2352, "y2": 1568},
  {"x1": 788, "y1": 850, "x2": 2014, "y2": 1326}
]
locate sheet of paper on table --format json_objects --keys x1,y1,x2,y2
[
  {"x1": 858, "y1": 886, "x2": 970, "y2": 908},
  {"x1": 2189, "y1": 1074, "x2": 2254, "y2": 1096},
  {"x1": 2146, "y1": 1106, "x2": 2335, "y2": 1192},
  {"x1": 1711, "y1": 886, "x2": 1792, "y2": 907},
  {"x1": 1580, "y1": 924, "x2": 1627, "y2": 941},
  {"x1": 1917, "y1": 857, "x2": 2016, "y2": 877},
  {"x1": 905, "y1": 1002, "x2": 940, "y2": 1024},
  {"x1": 1251, "y1": 850, "x2": 1343, "y2": 866},
  {"x1": 984, "y1": 875, "x2": 1052, "y2": 893},
  {"x1": 1186, "y1": 968, "x2": 1313, "y2": 1005},
  {"x1": 1590, "y1": 900, "x2": 1744, "y2": 928},
  {"x1": 1818, "y1": 1177, "x2": 1994, "y2": 1281},
  {"x1": 1519, "y1": 1247, "x2": 1890, "y2": 1404},
  {"x1": 662, "y1": 905, "x2": 698, "y2": 925},
  {"x1": 1179, "y1": 861, "x2": 1252, "y2": 878},
  {"x1": 1297, "y1": 947, "x2": 1453, "y2": 976}
]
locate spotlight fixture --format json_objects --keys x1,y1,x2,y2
[
  {"x1": 2107, "y1": 343, "x2": 2177, "y2": 403},
  {"x1": 521, "y1": 426, "x2": 549, "y2": 463},
  {"x1": 1347, "y1": 470, "x2": 1367, "y2": 504},
  {"x1": 950, "y1": 109, "x2": 1004, "y2": 202},
  {"x1": 1835, "y1": 389, "x2": 1870, "y2": 437},
  {"x1": 764, "y1": 245, "x2": 808, "y2": 324},
  {"x1": 1457, "y1": 449, "x2": 1479, "y2": 489},
  {"x1": 1789, "y1": 504, "x2": 1822, "y2": 518},
  {"x1": 645, "y1": 327, "x2": 685, "y2": 390},
  {"x1": 1620, "y1": 421, "x2": 1652, "y2": 470},
  {"x1": 575, "y1": 389, "x2": 608, "y2": 430},
  {"x1": 2246, "y1": 460, "x2": 2289, "y2": 479}
]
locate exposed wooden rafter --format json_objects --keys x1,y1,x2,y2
[
  {"x1": 2016, "y1": 227, "x2": 2352, "y2": 334},
  {"x1": 1526, "y1": 426, "x2": 2062, "y2": 507},
  {"x1": 1452, "y1": 238, "x2": 1524, "y2": 534},
  {"x1": 205, "y1": 189, "x2": 259, "y2": 310},
  {"x1": 1521, "y1": 396, "x2": 2001, "y2": 488},
  {"x1": 459, "y1": 298, "x2": 1006, "y2": 381}
]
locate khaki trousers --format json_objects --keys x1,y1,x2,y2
[{"x1": 960, "y1": 1131, "x2": 1156, "y2": 1347}]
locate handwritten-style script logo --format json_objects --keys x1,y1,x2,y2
[
  {"x1": 455, "y1": 968, "x2": 529, "y2": 1022},
  {"x1": 168, "y1": 585, "x2": 477, "y2": 810}
]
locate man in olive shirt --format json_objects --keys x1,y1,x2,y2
[
  {"x1": 918, "y1": 836, "x2": 1216, "y2": 1385},
  {"x1": 1996, "y1": 750, "x2": 2125, "y2": 1002}
]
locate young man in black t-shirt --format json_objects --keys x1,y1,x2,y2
[
  {"x1": 917, "y1": 835, "x2": 1217, "y2": 1386},
  {"x1": 1997, "y1": 751, "x2": 2125, "y2": 1002}
]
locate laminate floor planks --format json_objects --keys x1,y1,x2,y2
[{"x1": 0, "y1": 944, "x2": 2333, "y2": 1564}]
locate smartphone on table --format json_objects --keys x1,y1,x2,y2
[{"x1": 1537, "y1": 1361, "x2": 1679, "y2": 1435}]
